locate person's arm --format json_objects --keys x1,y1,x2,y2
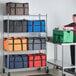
[
  {"x1": 64, "y1": 24, "x2": 70, "y2": 27},
  {"x1": 64, "y1": 23, "x2": 74, "y2": 30}
]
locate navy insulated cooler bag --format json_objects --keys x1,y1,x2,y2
[
  {"x1": 27, "y1": 20, "x2": 45, "y2": 32},
  {"x1": 5, "y1": 54, "x2": 28, "y2": 69},
  {"x1": 28, "y1": 37, "x2": 46, "y2": 50}
]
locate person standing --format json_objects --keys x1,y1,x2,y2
[{"x1": 64, "y1": 14, "x2": 76, "y2": 73}]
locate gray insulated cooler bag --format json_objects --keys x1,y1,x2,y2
[
  {"x1": 3, "y1": 20, "x2": 27, "y2": 33},
  {"x1": 28, "y1": 37, "x2": 46, "y2": 50}
]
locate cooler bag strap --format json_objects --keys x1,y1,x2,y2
[
  {"x1": 30, "y1": 54, "x2": 37, "y2": 67},
  {"x1": 13, "y1": 20, "x2": 14, "y2": 32},
  {"x1": 40, "y1": 54, "x2": 43, "y2": 67},
  {"x1": 60, "y1": 35, "x2": 63, "y2": 42},
  {"x1": 57, "y1": 35, "x2": 61, "y2": 43},
  {"x1": 12, "y1": 37, "x2": 14, "y2": 51},
  {"x1": 33, "y1": 38, "x2": 34, "y2": 50},
  {"x1": 33, "y1": 55, "x2": 35, "y2": 67},
  {"x1": 37, "y1": 54, "x2": 43, "y2": 67},
  {"x1": 17, "y1": 37, "x2": 23, "y2": 51},
  {"x1": 14, "y1": 55, "x2": 16, "y2": 68},
  {"x1": 15, "y1": 3, "x2": 16, "y2": 15},
  {"x1": 38, "y1": 38, "x2": 42, "y2": 50},
  {"x1": 32, "y1": 21, "x2": 34, "y2": 32},
  {"x1": 32, "y1": 54, "x2": 43, "y2": 67},
  {"x1": 53, "y1": 34, "x2": 56, "y2": 42},
  {"x1": 30, "y1": 54, "x2": 35, "y2": 67},
  {"x1": 19, "y1": 55, "x2": 24, "y2": 68},
  {"x1": 23, "y1": 4, "x2": 25, "y2": 15},
  {"x1": 21, "y1": 20, "x2": 23, "y2": 32},
  {"x1": 39, "y1": 38, "x2": 42, "y2": 49},
  {"x1": 8, "y1": 55, "x2": 10, "y2": 69},
  {"x1": 25, "y1": 37, "x2": 28, "y2": 50},
  {"x1": 40, "y1": 20, "x2": 42, "y2": 32}
]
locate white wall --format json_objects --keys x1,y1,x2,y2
[{"x1": 0, "y1": 0, "x2": 76, "y2": 68}]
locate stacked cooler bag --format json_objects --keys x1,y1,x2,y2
[
  {"x1": 4, "y1": 37, "x2": 28, "y2": 51},
  {"x1": 27, "y1": 53, "x2": 46, "y2": 68},
  {"x1": 4, "y1": 20, "x2": 27, "y2": 32},
  {"x1": 3, "y1": 20, "x2": 45, "y2": 33},
  {"x1": 53, "y1": 30, "x2": 73, "y2": 43},
  {"x1": 53, "y1": 27, "x2": 76, "y2": 43},
  {"x1": 27, "y1": 20, "x2": 45, "y2": 32},
  {"x1": 5, "y1": 54, "x2": 28, "y2": 69},
  {"x1": 28, "y1": 37, "x2": 46, "y2": 50},
  {"x1": 4, "y1": 2, "x2": 46, "y2": 69},
  {"x1": 5, "y1": 53, "x2": 46, "y2": 69},
  {"x1": 6, "y1": 2, "x2": 29, "y2": 15}
]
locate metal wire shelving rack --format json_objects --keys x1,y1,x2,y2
[
  {"x1": 47, "y1": 37, "x2": 76, "y2": 76},
  {"x1": 2, "y1": 14, "x2": 49, "y2": 76}
]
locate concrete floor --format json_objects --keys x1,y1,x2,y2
[{"x1": 0, "y1": 69, "x2": 74, "y2": 76}]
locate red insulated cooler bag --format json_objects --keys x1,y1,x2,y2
[{"x1": 27, "y1": 53, "x2": 46, "y2": 68}]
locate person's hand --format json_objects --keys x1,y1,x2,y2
[
  {"x1": 58, "y1": 26, "x2": 65, "y2": 30},
  {"x1": 63, "y1": 27, "x2": 74, "y2": 30}
]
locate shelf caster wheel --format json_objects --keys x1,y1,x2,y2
[
  {"x1": 45, "y1": 67, "x2": 49, "y2": 73},
  {"x1": 37, "y1": 68, "x2": 41, "y2": 71},
  {"x1": 56, "y1": 66, "x2": 59, "y2": 70},
  {"x1": 63, "y1": 74, "x2": 66, "y2": 76},
  {"x1": 3, "y1": 68, "x2": 5, "y2": 73},
  {"x1": 8, "y1": 72, "x2": 10, "y2": 76}
]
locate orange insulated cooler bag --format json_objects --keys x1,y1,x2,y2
[{"x1": 4, "y1": 37, "x2": 28, "y2": 51}]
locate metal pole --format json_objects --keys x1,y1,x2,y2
[
  {"x1": 75, "y1": 45, "x2": 76, "y2": 76},
  {"x1": 39, "y1": 14, "x2": 41, "y2": 37},
  {"x1": 54, "y1": 44, "x2": 57, "y2": 60},
  {"x1": 7, "y1": 13, "x2": 10, "y2": 75},
  {"x1": 62, "y1": 45, "x2": 64, "y2": 76},
  {"x1": 2, "y1": 12, "x2": 4, "y2": 75}
]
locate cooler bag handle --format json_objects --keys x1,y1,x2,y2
[
  {"x1": 21, "y1": 20, "x2": 23, "y2": 32},
  {"x1": 11, "y1": 37, "x2": 14, "y2": 51},
  {"x1": 32, "y1": 21, "x2": 34, "y2": 32},
  {"x1": 13, "y1": 20, "x2": 14, "y2": 32},
  {"x1": 40, "y1": 20, "x2": 42, "y2": 32},
  {"x1": 14, "y1": 55, "x2": 16, "y2": 68},
  {"x1": 33, "y1": 38, "x2": 42, "y2": 50},
  {"x1": 19, "y1": 55, "x2": 24, "y2": 68},
  {"x1": 32, "y1": 54, "x2": 43, "y2": 67},
  {"x1": 17, "y1": 37, "x2": 23, "y2": 51},
  {"x1": 14, "y1": 55, "x2": 24, "y2": 68},
  {"x1": 57, "y1": 35, "x2": 61, "y2": 43},
  {"x1": 40, "y1": 38, "x2": 42, "y2": 50},
  {"x1": 33, "y1": 38, "x2": 35, "y2": 50},
  {"x1": 23, "y1": 4, "x2": 25, "y2": 15},
  {"x1": 53, "y1": 34, "x2": 56, "y2": 42},
  {"x1": 54, "y1": 34, "x2": 58, "y2": 42},
  {"x1": 15, "y1": 3, "x2": 16, "y2": 15},
  {"x1": 58, "y1": 35, "x2": 63, "y2": 43}
]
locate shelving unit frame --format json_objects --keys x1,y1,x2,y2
[
  {"x1": 2, "y1": 14, "x2": 49, "y2": 76},
  {"x1": 47, "y1": 37, "x2": 76, "y2": 76}
]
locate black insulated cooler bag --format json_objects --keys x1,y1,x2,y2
[{"x1": 3, "y1": 20, "x2": 27, "y2": 33}]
